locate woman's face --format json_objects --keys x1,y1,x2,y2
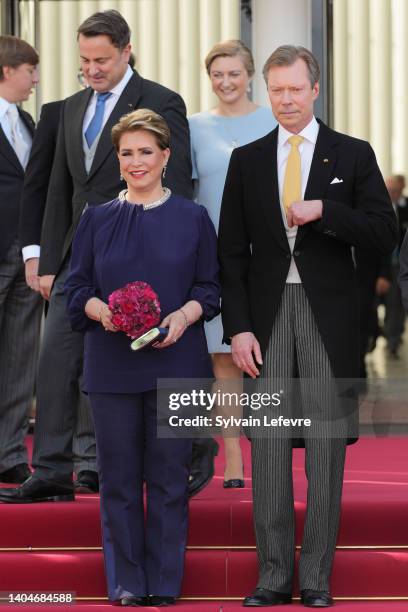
[
  {"x1": 209, "y1": 55, "x2": 251, "y2": 106},
  {"x1": 117, "y1": 130, "x2": 170, "y2": 195}
]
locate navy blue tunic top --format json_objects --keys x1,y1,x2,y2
[{"x1": 65, "y1": 194, "x2": 220, "y2": 393}]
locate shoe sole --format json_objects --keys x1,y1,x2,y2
[
  {"x1": 0, "y1": 493, "x2": 74, "y2": 504},
  {"x1": 301, "y1": 598, "x2": 333, "y2": 608},
  {"x1": 74, "y1": 486, "x2": 98, "y2": 494},
  {"x1": 243, "y1": 601, "x2": 292, "y2": 607}
]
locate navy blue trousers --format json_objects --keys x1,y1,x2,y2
[{"x1": 89, "y1": 390, "x2": 192, "y2": 601}]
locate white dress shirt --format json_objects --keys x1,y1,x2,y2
[
  {"x1": 0, "y1": 97, "x2": 35, "y2": 262},
  {"x1": 277, "y1": 115, "x2": 320, "y2": 283},
  {"x1": 22, "y1": 66, "x2": 134, "y2": 263},
  {"x1": 0, "y1": 97, "x2": 32, "y2": 165}
]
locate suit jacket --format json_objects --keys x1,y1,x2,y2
[
  {"x1": 218, "y1": 119, "x2": 397, "y2": 381},
  {"x1": 19, "y1": 100, "x2": 63, "y2": 249},
  {"x1": 39, "y1": 70, "x2": 192, "y2": 276},
  {"x1": 0, "y1": 108, "x2": 35, "y2": 261}
]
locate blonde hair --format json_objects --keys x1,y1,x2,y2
[
  {"x1": 205, "y1": 39, "x2": 255, "y2": 77},
  {"x1": 112, "y1": 108, "x2": 170, "y2": 151}
]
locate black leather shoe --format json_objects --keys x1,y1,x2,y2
[
  {"x1": 149, "y1": 596, "x2": 175, "y2": 606},
  {"x1": 188, "y1": 438, "x2": 219, "y2": 498},
  {"x1": 223, "y1": 478, "x2": 245, "y2": 488},
  {"x1": 0, "y1": 463, "x2": 31, "y2": 484},
  {"x1": 243, "y1": 588, "x2": 292, "y2": 606},
  {"x1": 120, "y1": 596, "x2": 149, "y2": 606},
  {"x1": 74, "y1": 470, "x2": 99, "y2": 493},
  {"x1": 0, "y1": 476, "x2": 74, "y2": 503},
  {"x1": 300, "y1": 590, "x2": 333, "y2": 607}
]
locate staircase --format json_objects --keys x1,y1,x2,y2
[{"x1": 0, "y1": 437, "x2": 407, "y2": 610}]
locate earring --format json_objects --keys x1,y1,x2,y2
[
  {"x1": 120, "y1": 173, "x2": 124, "y2": 181},
  {"x1": 162, "y1": 165, "x2": 167, "y2": 179}
]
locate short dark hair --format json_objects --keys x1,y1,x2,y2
[
  {"x1": 263, "y1": 45, "x2": 320, "y2": 87},
  {"x1": 77, "y1": 10, "x2": 131, "y2": 50},
  {"x1": 0, "y1": 35, "x2": 39, "y2": 80}
]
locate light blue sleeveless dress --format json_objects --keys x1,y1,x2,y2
[{"x1": 189, "y1": 107, "x2": 277, "y2": 353}]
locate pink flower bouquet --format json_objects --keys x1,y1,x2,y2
[{"x1": 108, "y1": 281, "x2": 161, "y2": 339}]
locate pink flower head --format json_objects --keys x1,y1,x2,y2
[{"x1": 108, "y1": 281, "x2": 161, "y2": 339}]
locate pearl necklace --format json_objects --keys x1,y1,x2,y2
[{"x1": 118, "y1": 187, "x2": 171, "y2": 210}]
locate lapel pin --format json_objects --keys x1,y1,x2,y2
[
  {"x1": 323, "y1": 158, "x2": 329, "y2": 163},
  {"x1": 128, "y1": 104, "x2": 133, "y2": 109}
]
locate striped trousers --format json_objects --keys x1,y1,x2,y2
[
  {"x1": 0, "y1": 240, "x2": 42, "y2": 472},
  {"x1": 251, "y1": 284, "x2": 347, "y2": 593}
]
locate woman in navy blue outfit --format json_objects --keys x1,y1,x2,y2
[{"x1": 65, "y1": 109, "x2": 220, "y2": 607}]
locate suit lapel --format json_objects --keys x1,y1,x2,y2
[
  {"x1": 295, "y1": 120, "x2": 339, "y2": 247},
  {"x1": 0, "y1": 125, "x2": 22, "y2": 171},
  {"x1": 255, "y1": 128, "x2": 289, "y2": 253},
  {"x1": 19, "y1": 109, "x2": 35, "y2": 137},
  {"x1": 67, "y1": 87, "x2": 93, "y2": 182},
  {"x1": 0, "y1": 108, "x2": 34, "y2": 172},
  {"x1": 88, "y1": 72, "x2": 143, "y2": 179}
]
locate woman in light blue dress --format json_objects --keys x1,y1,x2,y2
[{"x1": 189, "y1": 40, "x2": 276, "y2": 487}]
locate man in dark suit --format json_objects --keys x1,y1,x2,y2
[
  {"x1": 218, "y1": 46, "x2": 396, "y2": 607},
  {"x1": 0, "y1": 10, "x2": 192, "y2": 503},
  {"x1": 0, "y1": 36, "x2": 42, "y2": 485},
  {"x1": 19, "y1": 99, "x2": 99, "y2": 492},
  {"x1": 19, "y1": 101, "x2": 62, "y2": 292}
]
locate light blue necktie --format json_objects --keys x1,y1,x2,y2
[{"x1": 85, "y1": 92, "x2": 112, "y2": 148}]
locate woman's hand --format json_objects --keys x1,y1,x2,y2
[
  {"x1": 99, "y1": 304, "x2": 118, "y2": 332},
  {"x1": 154, "y1": 309, "x2": 188, "y2": 348},
  {"x1": 85, "y1": 297, "x2": 118, "y2": 332}
]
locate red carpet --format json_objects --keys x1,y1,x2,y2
[
  {"x1": 2, "y1": 605, "x2": 408, "y2": 611},
  {"x1": 0, "y1": 436, "x2": 407, "y2": 608}
]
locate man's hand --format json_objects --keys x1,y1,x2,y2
[
  {"x1": 231, "y1": 332, "x2": 263, "y2": 379},
  {"x1": 25, "y1": 258, "x2": 40, "y2": 293},
  {"x1": 376, "y1": 276, "x2": 391, "y2": 296},
  {"x1": 287, "y1": 199, "x2": 323, "y2": 228},
  {"x1": 39, "y1": 275, "x2": 56, "y2": 301}
]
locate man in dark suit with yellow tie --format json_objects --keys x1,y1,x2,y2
[
  {"x1": 218, "y1": 46, "x2": 397, "y2": 607},
  {"x1": 0, "y1": 36, "x2": 41, "y2": 485}
]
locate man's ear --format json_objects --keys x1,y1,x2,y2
[
  {"x1": 1, "y1": 65, "x2": 14, "y2": 81},
  {"x1": 122, "y1": 43, "x2": 131, "y2": 64}
]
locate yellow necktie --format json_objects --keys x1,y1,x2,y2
[{"x1": 282, "y1": 135, "x2": 304, "y2": 213}]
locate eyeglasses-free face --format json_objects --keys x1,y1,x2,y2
[
  {"x1": 117, "y1": 130, "x2": 170, "y2": 200},
  {"x1": 267, "y1": 57, "x2": 319, "y2": 134}
]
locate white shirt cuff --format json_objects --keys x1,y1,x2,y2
[{"x1": 22, "y1": 245, "x2": 40, "y2": 262}]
